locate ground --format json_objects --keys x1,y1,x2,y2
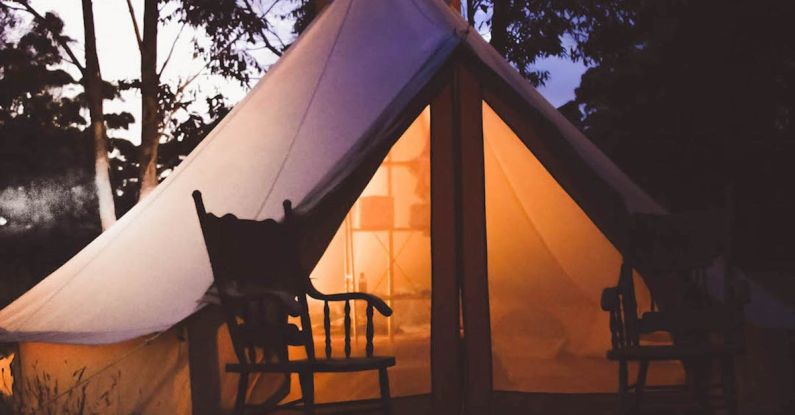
[{"x1": 270, "y1": 391, "x2": 767, "y2": 415}]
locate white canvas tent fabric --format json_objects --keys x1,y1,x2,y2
[
  {"x1": 1, "y1": 0, "x2": 793, "y2": 412},
  {"x1": 0, "y1": 0, "x2": 664, "y2": 345},
  {"x1": 0, "y1": 0, "x2": 452, "y2": 344}
]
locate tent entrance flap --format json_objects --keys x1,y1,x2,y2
[
  {"x1": 482, "y1": 101, "x2": 685, "y2": 393},
  {"x1": 297, "y1": 107, "x2": 433, "y2": 404}
]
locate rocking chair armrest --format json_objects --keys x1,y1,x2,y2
[
  {"x1": 601, "y1": 287, "x2": 620, "y2": 312},
  {"x1": 310, "y1": 291, "x2": 393, "y2": 317},
  {"x1": 216, "y1": 288, "x2": 302, "y2": 317}
]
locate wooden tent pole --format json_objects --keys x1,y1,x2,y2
[
  {"x1": 430, "y1": 62, "x2": 492, "y2": 414},
  {"x1": 457, "y1": 64, "x2": 492, "y2": 414},
  {"x1": 187, "y1": 305, "x2": 225, "y2": 415},
  {"x1": 430, "y1": 78, "x2": 464, "y2": 415}
]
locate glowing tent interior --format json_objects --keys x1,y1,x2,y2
[{"x1": 3, "y1": 0, "x2": 785, "y2": 413}]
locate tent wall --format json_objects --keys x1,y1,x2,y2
[
  {"x1": 190, "y1": 107, "x2": 438, "y2": 408},
  {"x1": 0, "y1": 0, "x2": 460, "y2": 345},
  {"x1": 482, "y1": 102, "x2": 685, "y2": 392},
  {"x1": 12, "y1": 329, "x2": 190, "y2": 414},
  {"x1": 302, "y1": 108, "x2": 434, "y2": 403},
  {"x1": 3, "y1": 87, "x2": 780, "y2": 412},
  {"x1": 0, "y1": 1, "x2": 790, "y2": 413},
  {"x1": 2, "y1": 70, "x2": 677, "y2": 412}
]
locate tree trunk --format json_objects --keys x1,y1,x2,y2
[
  {"x1": 81, "y1": 0, "x2": 116, "y2": 230},
  {"x1": 138, "y1": 0, "x2": 159, "y2": 200},
  {"x1": 466, "y1": 0, "x2": 476, "y2": 26},
  {"x1": 490, "y1": 0, "x2": 510, "y2": 56}
]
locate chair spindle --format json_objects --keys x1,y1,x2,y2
[
  {"x1": 324, "y1": 300, "x2": 331, "y2": 359},
  {"x1": 193, "y1": 191, "x2": 395, "y2": 413},
  {"x1": 344, "y1": 300, "x2": 352, "y2": 358},
  {"x1": 366, "y1": 304, "x2": 374, "y2": 357}
]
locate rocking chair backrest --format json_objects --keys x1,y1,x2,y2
[
  {"x1": 193, "y1": 191, "x2": 317, "y2": 363},
  {"x1": 604, "y1": 209, "x2": 747, "y2": 350},
  {"x1": 626, "y1": 210, "x2": 729, "y2": 274}
]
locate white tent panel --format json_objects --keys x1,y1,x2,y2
[
  {"x1": 0, "y1": 0, "x2": 459, "y2": 344},
  {"x1": 0, "y1": 1, "x2": 790, "y2": 413}
]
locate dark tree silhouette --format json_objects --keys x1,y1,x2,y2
[
  {"x1": 467, "y1": 0, "x2": 625, "y2": 86},
  {"x1": 123, "y1": 0, "x2": 287, "y2": 202},
  {"x1": 0, "y1": 14, "x2": 100, "y2": 306},
  {"x1": 80, "y1": 0, "x2": 116, "y2": 230},
  {"x1": 1, "y1": 0, "x2": 119, "y2": 229},
  {"x1": 560, "y1": 0, "x2": 795, "y2": 269}
]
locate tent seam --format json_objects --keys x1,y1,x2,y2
[
  {"x1": 254, "y1": 0, "x2": 355, "y2": 217},
  {"x1": 484, "y1": 129, "x2": 593, "y2": 303},
  {"x1": 0, "y1": 0, "x2": 354, "y2": 334}
]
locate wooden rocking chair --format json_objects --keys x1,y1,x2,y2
[
  {"x1": 601, "y1": 210, "x2": 750, "y2": 415},
  {"x1": 193, "y1": 191, "x2": 395, "y2": 415}
]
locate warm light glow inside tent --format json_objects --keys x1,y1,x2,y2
[
  {"x1": 2, "y1": 0, "x2": 791, "y2": 412},
  {"x1": 2, "y1": 100, "x2": 687, "y2": 412},
  {"x1": 294, "y1": 107, "x2": 434, "y2": 403},
  {"x1": 480, "y1": 103, "x2": 683, "y2": 391},
  {"x1": 269, "y1": 103, "x2": 685, "y2": 404}
]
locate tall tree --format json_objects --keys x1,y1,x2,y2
[
  {"x1": 0, "y1": 10, "x2": 102, "y2": 306},
  {"x1": 562, "y1": 0, "x2": 795, "y2": 268},
  {"x1": 80, "y1": 0, "x2": 115, "y2": 229},
  {"x1": 489, "y1": 0, "x2": 508, "y2": 55},
  {"x1": 464, "y1": 0, "x2": 477, "y2": 26},
  {"x1": 461, "y1": 1, "x2": 626, "y2": 86},
  {"x1": 120, "y1": 0, "x2": 287, "y2": 201},
  {"x1": 132, "y1": 0, "x2": 160, "y2": 199},
  {"x1": 2, "y1": 0, "x2": 118, "y2": 229},
  {"x1": 460, "y1": 0, "x2": 581, "y2": 86}
]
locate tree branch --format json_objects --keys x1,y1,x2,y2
[
  {"x1": 262, "y1": 0, "x2": 284, "y2": 16},
  {"x1": 171, "y1": 27, "x2": 247, "y2": 104},
  {"x1": 265, "y1": 26, "x2": 287, "y2": 50},
  {"x1": 125, "y1": 0, "x2": 143, "y2": 51},
  {"x1": 159, "y1": 20, "x2": 257, "y2": 137},
  {"x1": 158, "y1": 22, "x2": 185, "y2": 77},
  {"x1": 4, "y1": 0, "x2": 86, "y2": 75},
  {"x1": 242, "y1": 0, "x2": 282, "y2": 57},
  {"x1": 0, "y1": 2, "x2": 27, "y2": 12}
]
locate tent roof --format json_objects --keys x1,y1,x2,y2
[{"x1": 0, "y1": 0, "x2": 666, "y2": 344}]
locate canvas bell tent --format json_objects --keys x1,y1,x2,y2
[{"x1": 1, "y1": 0, "x2": 791, "y2": 413}]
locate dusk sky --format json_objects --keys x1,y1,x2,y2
[
  {"x1": 28, "y1": 0, "x2": 587, "y2": 144},
  {"x1": 3, "y1": 2, "x2": 793, "y2": 412}
]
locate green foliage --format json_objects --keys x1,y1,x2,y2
[
  {"x1": 174, "y1": 0, "x2": 285, "y2": 84},
  {"x1": 287, "y1": 0, "x2": 316, "y2": 37},
  {"x1": 475, "y1": 0, "x2": 625, "y2": 86},
  {"x1": 561, "y1": 0, "x2": 795, "y2": 268},
  {"x1": 0, "y1": 13, "x2": 82, "y2": 129},
  {"x1": 158, "y1": 93, "x2": 230, "y2": 176},
  {"x1": 107, "y1": 89, "x2": 231, "y2": 216},
  {"x1": 564, "y1": 0, "x2": 795, "y2": 204},
  {"x1": 0, "y1": 11, "x2": 102, "y2": 307},
  {"x1": 0, "y1": 7, "x2": 17, "y2": 43}
]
